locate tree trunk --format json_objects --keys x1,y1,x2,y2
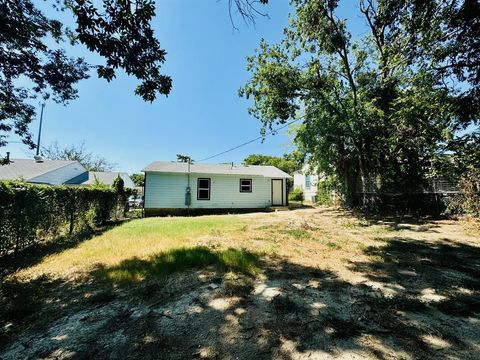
[{"x1": 358, "y1": 155, "x2": 368, "y2": 207}]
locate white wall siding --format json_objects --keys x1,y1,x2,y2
[
  {"x1": 30, "y1": 163, "x2": 87, "y2": 185},
  {"x1": 144, "y1": 173, "x2": 188, "y2": 209},
  {"x1": 293, "y1": 170, "x2": 318, "y2": 202},
  {"x1": 145, "y1": 172, "x2": 286, "y2": 209},
  {"x1": 192, "y1": 175, "x2": 272, "y2": 209}
]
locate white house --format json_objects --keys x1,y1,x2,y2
[
  {"x1": 142, "y1": 161, "x2": 292, "y2": 216},
  {"x1": 0, "y1": 157, "x2": 135, "y2": 188},
  {"x1": 0, "y1": 158, "x2": 87, "y2": 185},
  {"x1": 67, "y1": 171, "x2": 136, "y2": 188},
  {"x1": 293, "y1": 164, "x2": 319, "y2": 202}
]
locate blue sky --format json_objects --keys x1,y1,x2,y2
[{"x1": 6, "y1": 1, "x2": 366, "y2": 173}]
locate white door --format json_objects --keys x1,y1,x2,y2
[{"x1": 272, "y1": 179, "x2": 283, "y2": 206}]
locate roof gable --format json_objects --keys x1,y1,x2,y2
[{"x1": 0, "y1": 159, "x2": 82, "y2": 182}]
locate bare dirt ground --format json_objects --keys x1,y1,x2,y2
[{"x1": 1, "y1": 207, "x2": 479, "y2": 359}]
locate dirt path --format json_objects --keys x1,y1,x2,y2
[{"x1": 1, "y1": 208, "x2": 479, "y2": 359}]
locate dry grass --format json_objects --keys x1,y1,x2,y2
[{"x1": 2, "y1": 208, "x2": 480, "y2": 360}]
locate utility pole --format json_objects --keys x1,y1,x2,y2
[{"x1": 36, "y1": 103, "x2": 45, "y2": 156}]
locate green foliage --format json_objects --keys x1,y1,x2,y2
[
  {"x1": 176, "y1": 154, "x2": 192, "y2": 163},
  {"x1": 458, "y1": 169, "x2": 480, "y2": 218},
  {"x1": 288, "y1": 187, "x2": 304, "y2": 202},
  {"x1": 112, "y1": 175, "x2": 127, "y2": 219},
  {"x1": 112, "y1": 175, "x2": 125, "y2": 194},
  {"x1": 130, "y1": 173, "x2": 145, "y2": 187},
  {"x1": 243, "y1": 153, "x2": 303, "y2": 175},
  {"x1": 1, "y1": 0, "x2": 171, "y2": 154},
  {"x1": 241, "y1": 0, "x2": 479, "y2": 210},
  {"x1": 0, "y1": 181, "x2": 128, "y2": 257},
  {"x1": 317, "y1": 176, "x2": 341, "y2": 206}
]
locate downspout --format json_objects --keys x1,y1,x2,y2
[
  {"x1": 286, "y1": 178, "x2": 290, "y2": 206},
  {"x1": 143, "y1": 172, "x2": 147, "y2": 218}
]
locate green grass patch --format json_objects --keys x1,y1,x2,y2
[
  {"x1": 341, "y1": 219, "x2": 369, "y2": 229},
  {"x1": 326, "y1": 241, "x2": 341, "y2": 249},
  {"x1": 357, "y1": 243, "x2": 367, "y2": 252},
  {"x1": 255, "y1": 224, "x2": 275, "y2": 231},
  {"x1": 95, "y1": 246, "x2": 262, "y2": 284},
  {"x1": 369, "y1": 226, "x2": 395, "y2": 236},
  {"x1": 279, "y1": 229, "x2": 311, "y2": 239}
]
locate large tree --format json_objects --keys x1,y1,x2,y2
[
  {"x1": 0, "y1": 0, "x2": 268, "y2": 159},
  {"x1": 130, "y1": 173, "x2": 145, "y2": 187},
  {"x1": 241, "y1": 0, "x2": 479, "y2": 206},
  {"x1": 243, "y1": 153, "x2": 303, "y2": 175},
  {"x1": 0, "y1": 0, "x2": 171, "y2": 155}
]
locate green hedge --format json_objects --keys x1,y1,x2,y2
[{"x1": 0, "y1": 181, "x2": 128, "y2": 257}]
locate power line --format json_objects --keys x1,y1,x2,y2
[{"x1": 196, "y1": 118, "x2": 302, "y2": 162}]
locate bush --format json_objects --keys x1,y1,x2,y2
[
  {"x1": 0, "y1": 181, "x2": 130, "y2": 257},
  {"x1": 458, "y1": 169, "x2": 480, "y2": 218},
  {"x1": 317, "y1": 177, "x2": 340, "y2": 205},
  {"x1": 288, "y1": 188, "x2": 304, "y2": 202}
]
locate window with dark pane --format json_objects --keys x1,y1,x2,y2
[
  {"x1": 197, "y1": 178, "x2": 210, "y2": 200},
  {"x1": 240, "y1": 179, "x2": 252, "y2": 193}
]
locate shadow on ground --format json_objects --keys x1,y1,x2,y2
[
  {"x1": 1, "y1": 238, "x2": 480, "y2": 359},
  {"x1": 316, "y1": 206, "x2": 444, "y2": 233}
]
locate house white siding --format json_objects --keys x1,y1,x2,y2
[
  {"x1": 145, "y1": 172, "x2": 287, "y2": 209},
  {"x1": 29, "y1": 162, "x2": 87, "y2": 185},
  {"x1": 293, "y1": 165, "x2": 319, "y2": 202}
]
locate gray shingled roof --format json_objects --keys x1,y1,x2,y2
[
  {"x1": 0, "y1": 159, "x2": 78, "y2": 181},
  {"x1": 142, "y1": 161, "x2": 292, "y2": 178}
]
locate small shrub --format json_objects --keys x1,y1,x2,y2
[
  {"x1": 458, "y1": 169, "x2": 480, "y2": 218},
  {"x1": 288, "y1": 188, "x2": 304, "y2": 202}
]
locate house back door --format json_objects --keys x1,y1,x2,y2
[{"x1": 272, "y1": 179, "x2": 283, "y2": 206}]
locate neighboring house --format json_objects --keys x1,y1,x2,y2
[
  {"x1": 0, "y1": 157, "x2": 134, "y2": 188},
  {"x1": 293, "y1": 164, "x2": 319, "y2": 202},
  {"x1": 142, "y1": 161, "x2": 292, "y2": 216},
  {"x1": 0, "y1": 158, "x2": 87, "y2": 185},
  {"x1": 67, "y1": 171, "x2": 135, "y2": 188}
]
